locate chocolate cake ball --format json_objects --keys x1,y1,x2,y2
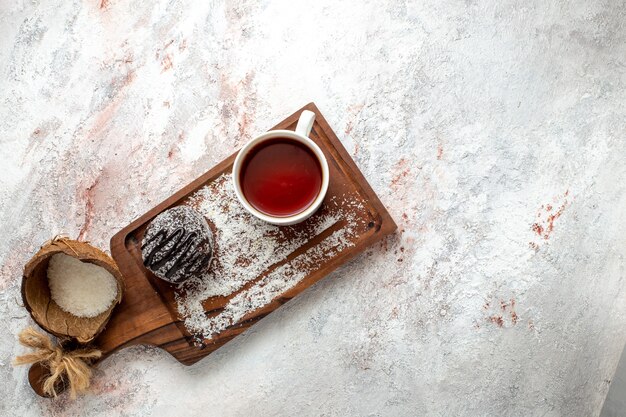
[{"x1": 141, "y1": 206, "x2": 213, "y2": 284}]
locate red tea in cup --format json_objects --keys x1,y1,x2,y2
[{"x1": 239, "y1": 138, "x2": 322, "y2": 217}]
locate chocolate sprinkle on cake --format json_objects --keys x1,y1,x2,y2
[{"x1": 141, "y1": 206, "x2": 213, "y2": 284}]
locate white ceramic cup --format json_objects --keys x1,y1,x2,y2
[{"x1": 232, "y1": 110, "x2": 329, "y2": 226}]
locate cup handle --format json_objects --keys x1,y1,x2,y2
[{"x1": 295, "y1": 110, "x2": 315, "y2": 137}]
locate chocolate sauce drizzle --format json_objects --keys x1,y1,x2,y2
[{"x1": 142, "y1": 227, "x2": 211, "y2": 281}]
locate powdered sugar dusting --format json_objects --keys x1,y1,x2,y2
[
  {"x1": 176, "y1": 173, "x2": 366, "y2": 340},
  {"x1": 197, "y1": 227, "x2": 359, "y2": 337}
]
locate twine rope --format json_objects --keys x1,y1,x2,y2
[
  {"x1": 43, "y1": 235, "x2": 80, "y2": 257},
  {"x1": 13, "y1": 327, "x2": 101, "y2": 398}
]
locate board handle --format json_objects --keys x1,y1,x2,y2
[
  {"x1": 27, "y1": 320, "x2": 185, "y2": 397},
  {"x1": 28, "y1": 362, "x2": 67, "y2": 397}
]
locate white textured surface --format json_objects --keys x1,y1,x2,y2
[
  {"x1": 601, "y1": 346, "x2": 626, "y2": 417},
  {"x1": 1, "y1": 0, "x2": 626, "y2": 416}
]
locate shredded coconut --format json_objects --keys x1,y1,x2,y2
[
  {"x1": 47, "y1": 253, "x2": 118, "y2": 318},
  {"x1": 174, "y1": 173, "x2": 367, "y2": 341}
]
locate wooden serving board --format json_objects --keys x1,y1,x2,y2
[{"x1": 29, "y1": 103, "x2": 396, "y2": 396}]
